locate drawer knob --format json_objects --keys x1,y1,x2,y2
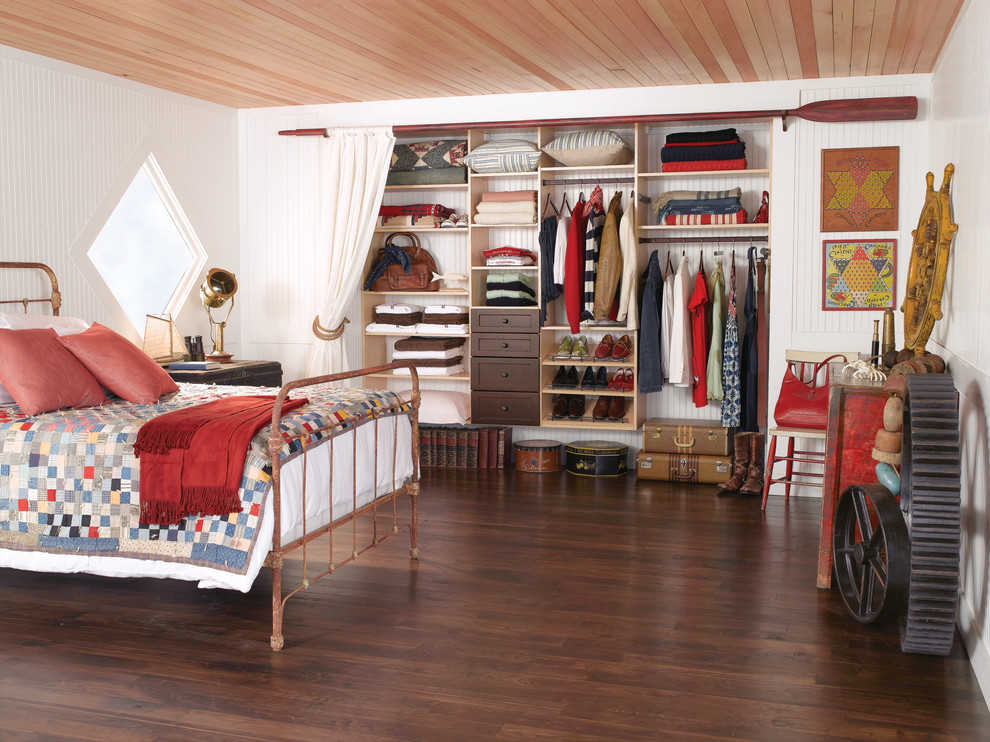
[
  {"x1": 501, "y1": 372, "x2": 508, "y2": 377},
  {"x1": 501, "y1": 318, "x2": 509, "y2": 324},
  {"x1": 501, "y1": 342, "x2": 508, "y2": 348},
  {"x1": 501, "y1": 405, "x2": 508, "y2": 411}
]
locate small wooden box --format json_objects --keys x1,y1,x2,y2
[
  {"x1": 565, "y1": 440, "x2": 629, "y2": 477},
  {"x1": 514, "y1": 439, "x2": 562, "y2": 473},
  {"x1": 642, "y1": 418, "x2": 732, "y2": 456},
  {"x1": 635, "y1": 451, "x2": 732, "y2": 484}
]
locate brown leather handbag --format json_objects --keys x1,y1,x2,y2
[{"x1": 367, "y1": 233, "x2": 440, "y2": 292}]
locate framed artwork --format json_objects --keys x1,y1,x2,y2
[
  {"x1": 822, "y1": 239, "x2": 896, "y2": 311},
  {"x1": 821, "y1": 146, "x2": 898, "y2": 231}
]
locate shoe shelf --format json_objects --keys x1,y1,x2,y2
[
  {"x1": 542, "y1": 414, "x2": 634, "y2": 429},
  {"x1": 541, "y1": 355, "x2": 632, "y2": 367},
  {"x1": 543, "y1": 384, "x2": 636, "y2": 397}
]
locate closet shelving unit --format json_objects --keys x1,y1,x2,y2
[{"x1": 361, "y1": 117, "x2": 772, "y2": 430}]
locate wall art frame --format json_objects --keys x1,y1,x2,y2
[
  {"x1": 821, "y1": 146, "x2": 899, "y2": 231},
  {"x1": 822, "y1": 239, "x2": 897, "y2": 311}
]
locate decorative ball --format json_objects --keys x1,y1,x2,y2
[{"x1": 876, "y1": 462, "x2": 900, "y2": 495}]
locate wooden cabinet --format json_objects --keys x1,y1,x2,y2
[{"x1": 470, "y1": 308, "x2": 541, "y2": 425}]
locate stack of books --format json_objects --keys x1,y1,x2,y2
[{"x1": 419, "y1": 425, "x2": 512, "y2": 469}]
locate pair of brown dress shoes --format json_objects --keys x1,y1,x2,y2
[
  {"x1": 592, "y1": 396, "x2": 625, "y2": 421},
  {"x1": 551, "y1": 395, "x2": 585, "y2": 419}
]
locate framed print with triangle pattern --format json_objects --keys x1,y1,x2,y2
[
  {"x1": 822, "y1": 239, "x2": 896, "y2": 311},
  {"x1": 821, "y1": 146, "x2": 898, "y2": 231}
]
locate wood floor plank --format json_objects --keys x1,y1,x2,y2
[{"x1": 1, "y1": 468, "x2": 987, "y2": 740}]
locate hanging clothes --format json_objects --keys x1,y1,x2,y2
[
  {"x1": 581, "y1": 186, "x2": 605, "y2": 321},
  {"x1": 721, "y1": 253, "x2": 741, "y2": 427},
  {"x1": 660, "y1": 254, "x2": 674, "y2": 381},
  {"x1": 538, "y1": 197, "x2": 560, "y2": 326},
  {"x1": 638, "y1": 250, "x2": 664, "y2": 393},
  {"x1": 706, "y1": 258, "x2": 726, "y2": 400},
  {"x1": 688, "y1": 257, "x2": 710, "y2": 407},
  {"x1": 739, "y1": 245, "x2": 760, "y2": 432},
  {"x1": 564, "y1": 196, "x2": 588, "y2": 334},
  {"x1": 552, "y1": 195, "x2": 570, "y2": 287},
  {"x1": 667, "y1": 254, "x2": 693, "y2": 387},
  {"x1": 593, "y1": 191, "x2": 623, "y2": 320},
  {"x1": 756, "y1": 257, "x2": 769, "y2": 427},
  {"x1": 616, "y1": 195, "x2": 638, "y2": 326}
]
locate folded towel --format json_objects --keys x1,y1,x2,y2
[
  {"x1": 373, "y1": 311, "x2": 422, "y2": 326},
  {"x1": 375, "y1": 303, "x2": 424, "y2": 314},
  {"x1": 423, "y1": 304, "x2": 467, "y2": 315},
  {"x1": 392, "y1": 347, "x2": 464, "y2": 360},
  {"x1": 475, "y1": 200, "x2": 538, "y2": 214},
  {"x1": 394, "y1": 336, "x2": 466, "y2": 351},
  {"x1": 473, "y1": 212, "x2": 536, "y2": 225},
  {"x1": 412, "y1": 323, "x2": 468, "y2": 335},
  {"x1": 480, "y1": 190, "x2": 538, "y2": 202}
]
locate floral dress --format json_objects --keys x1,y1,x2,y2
[{"x1": 720, "y1": 254, "x2": 741, "y2": 427}]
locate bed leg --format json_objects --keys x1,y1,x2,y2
[
  {"x1": 271, "y1": 554, "x2": 285, "y2": 651},
  {"x1": 409, "y1": 482, "x2": 419, "y2": 560}
]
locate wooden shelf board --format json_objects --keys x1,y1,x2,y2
[
  {"x1": 540, "y1": 416, "x2": 636, "y2": 430},
  {"x1": 639, "y1": 223, "x2": 769, "y2": 231},
  {"x1": 639, "y1": 168, "x2": 770, "y2": 178}
]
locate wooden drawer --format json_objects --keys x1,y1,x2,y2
[
  {"x1": 470, "y1": 308, "x2": 539, "y2": 334},
  {"x1": 471, "y1": 357, "x2": 540, "y2": 392},
  {"x1": 471, "y1": 333, "x2": 540, "y2": 358},
  {"x1": 471, "y1": 391, "x2": 541, "y2": 426}
]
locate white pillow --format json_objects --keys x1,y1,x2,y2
[
  {"x1": 462, "y1": 140, "x2": 540, "y2": 173},
  {"x1": 398, "y1": 389, "x2": 470, "y2": 425},
  {"x1": 0, "y1": 311, "x2": 91, "y2": 336},
  {"x1": 543, "y1": 129, "x2": 633, "y2": 167}
]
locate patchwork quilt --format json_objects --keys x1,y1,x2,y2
[{"x1": 0, "y1": 383, "x2": 409, "y2": 576}]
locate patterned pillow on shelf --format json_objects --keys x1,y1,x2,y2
[
  {"x1": 543, "y1": 129, "x2": 633, "y2": 167},
  {"x1": 390, "y1": 140, "x2": 468, "y2": 171},
  {"x1": 462, "y1": 139, "x2": 541, "y2": 173}
]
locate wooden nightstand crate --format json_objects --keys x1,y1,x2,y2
[{"x1": 167, "y1": 360, "x2": 283, "y2": 388}]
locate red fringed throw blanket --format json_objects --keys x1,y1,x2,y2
[{"x1": 133, "y1": 395, "x2": 307, "y2": 526}]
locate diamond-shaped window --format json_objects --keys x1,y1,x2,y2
[{"x1": 85, "y1": 154, "x2": 205, "y2": 335}]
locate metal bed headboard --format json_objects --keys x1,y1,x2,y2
[{"x1": 0, "y1": 261, "x2": 61, "y2": 315}]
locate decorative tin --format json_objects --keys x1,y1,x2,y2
[
  {"x1": 642, "y1": 418, "x2": 732, "y2": 456},
  {"x1": 514, "y1": 439, "x2": 562, "y2": 473},
  {"x1": 635, "y1": 451, "x2": 731, "y2": 484},
  {"x1": 565, "y1": 439, "x2": 629, "y2": 477}
]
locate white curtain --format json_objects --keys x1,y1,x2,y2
[{"x1": 306, "y1": 126, "x2": 395, "y2": 377}]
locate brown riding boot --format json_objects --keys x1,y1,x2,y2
[
  {"x1": 717, "y1": 432, "x2": 751, "y2": 493},
  {"x1": 739, "y1": 433, "x2": 766, "y2": 496}
]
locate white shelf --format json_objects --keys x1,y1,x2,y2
[
  {"x1": 364, "y1": 289, "x2": 469, "y2": 296},
  {"x1": 372, "y1": 227, "x2": 468, "y2": 233},
  {"x1": 639, "y1": 223, "x2": 769, "y2": 231},
  {"x1": 639, "y1": 168, "x2": 770, "y2": 179},
  {"x1": 384, "y1": 183, "x2": 467, "y2": 191},
  {"x1": 365, "y1": 330, "x2": 469, "y2": 338}
]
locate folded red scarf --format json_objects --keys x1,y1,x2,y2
[{"x1": 134, "y1": 395, "x2": 307, "y2": 526}]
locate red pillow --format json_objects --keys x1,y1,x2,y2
[
  {"x1": 0, "y1": 328, "x2": 108, "y2": 414},
  {"x1": 60, "y1": 322, "x2": 179, "y2": 403}
]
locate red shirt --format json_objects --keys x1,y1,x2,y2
[
  {"x1": 563, "y1": 199, "x2": 588, "y2": 334},
  {"x1": 688, "y1": 264, "x2": 710, "y2": 407}
]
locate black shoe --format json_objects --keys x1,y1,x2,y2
[
  {"x1": 552, "y1": 366, "x2": 568, "y2": 387},
  {"x1": 580, "y1": 367, "x2": 595, "y2": 388},
  {"x1": 567, "y1": 395, "x2": 585, "y2": 419},
  {"x1": 595, "y1": 366, "x2": 608, "y2": 388},
  {"x1": 552, "y1": 395, "x2": 568, "y2": 418},
  {"x1": 565, "y1": 366, "x2": 579, "y2": 387}
]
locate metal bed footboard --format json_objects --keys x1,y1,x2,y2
[{"x1": 264, "y1": 362, "x2": 421, "y2": 650}]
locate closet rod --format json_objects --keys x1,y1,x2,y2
[
  {"x1": 638, "y1": 235, "x2": 769, "y2": 245},
  {"x1": 542, "y1": 177, "x2": 635, "y2": 186}
]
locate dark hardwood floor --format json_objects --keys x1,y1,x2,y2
[{"x1": 1, "y1": 468, "x2": 987, "y2": 741}]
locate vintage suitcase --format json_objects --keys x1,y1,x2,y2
[
  {"x1": 635, "y1": 451, "x2": 732, "y2": 484},
  {"x1": 642, "y1": 418, "x2": 732, "y2": 456},
  {"x1": 565, "y1": 440, "x2": 629, "y2": 477}
]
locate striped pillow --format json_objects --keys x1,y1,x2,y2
[
  {"x1": 544, "y1": 129, "x2": 633, "y2": 167},
  {"x1": 462, "y1": 140, "x2": 540, "y2": 173}
]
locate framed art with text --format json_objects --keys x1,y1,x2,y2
[
  {"x1": 822, "y1": 239, "x2": 896, "y2": 311},
  {"x1": 821, "y1": 146, "x2": 899, "y2": 231}
]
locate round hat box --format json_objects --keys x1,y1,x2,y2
[
  {"x1": 565, "y1": 440, "x2": 629, "y2": 477},
  {"x1": 514, "y1": 439, "x2": 562, "y2": 473}
]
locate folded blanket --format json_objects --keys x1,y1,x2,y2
[
  {"x1": 661, "y1": 141, "x2": 746, "y2": 163},
  {"x1": 378, "y1": 203, "x2": 455, "y2": 218},
  {"x1": 375, "y1": 303, "x2": 424, "y2": 314},
  {"x1": 483, "y1": 246, "x2": 538, "y2": 259},
  {"x1": 392, "y1": 347, "x2": 463, "y2": 360},
  {"x1": 665, "y1": 128, "x2": 738, "y2": 144},
  {"x1": 486, "y1": 296, "x2": 537, "y2": 307},
  {"x1": 366, "y1": 322, "x2": 423, "y2": 333},
  {"x1": 664, "y1": 209, "x2": 748, "y2": 225},
  {"x1": 486, "y1": 256, "x2": 535, "y2": 266},
  {"x1": 486, "y1": 270, "x2": 534, "y2": 286},
  {"x1": 373, "y1": 311, "x2": 422, "y2": 326},
  {"x1": 390, "y1": 355, "x2": 463, "y2": 368},
  {"x1": 487, "y1": 287, "x2": 536, "y2": 300},
  {"x1": 475, "y1": 200, "x2": 537, "y2": 214},
  {"x1": 481, "y1": 190, "x2": 537, "y2": 202},
  {"x1": 662, "y1": 158, "x2": 748, "y2": 172},
  {"x1": 420, "y1": 313, "x2": 469, "y2": 325},
  {"x1": 394, "y1": 336, "x2": 466, "y2": 351},
  {"x1": 133, "y1": 395, "x2": 307, "y2": 526},
  {"x1": 423, "y1": 304, "x2": 466, "y2": 315},
  {"x1": 473, "y1": 212, "x2": 536, "y2": 225},
  {"x1": 412, "y1": 323, "x2": 468, "y2": 335},
  {"x1": 652, "y1": 188, "x2": 741, "y2": 216},
  {"x1": 393, "y1": 363, "x2": 465, "y2": 376}
]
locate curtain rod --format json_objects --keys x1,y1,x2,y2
[
  {"x1": 638, "y1": 235, "x2": 769, "y2": 244},
  {"x1": 276, "y1": 97, "x2": 917, "y2": 137},
  {"x1": 542, "y1": 177, "x2": 635, "y2": 186}
]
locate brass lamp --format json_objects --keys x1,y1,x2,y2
[{"x1": 200, "y1": 267, "x2": 237, "y2": 363}]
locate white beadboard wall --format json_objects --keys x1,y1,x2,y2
[
  {"x1": 0, "y1": 46, "x2": 238, "y2": 347},
  {"x1": 928, "y1": 0, "x2": 990, "y2": 706}
]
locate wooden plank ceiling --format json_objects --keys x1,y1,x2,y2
[{"x1": 0, "y1": 0, "x2": 964, "y2": 109}]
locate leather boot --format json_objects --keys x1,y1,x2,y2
[
  {"x1": 717, "y1": 433, "x2": 751, "y2": 493},
  {"x1": 739, "y1": 433, "x2": 766, "y2": 496}
]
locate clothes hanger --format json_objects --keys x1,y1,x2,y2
[
  {"x1": 541, "y1": 190, "x2": 556, "y2": 219},
  {"x1": 559, "y1": 191, "x2": 571, "y2": 216}
]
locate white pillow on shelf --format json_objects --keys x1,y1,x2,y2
[
  {"x1": 543, "y1": 129, "x2": 633, "y2": 167},
  {"x1": 462, "y1": 140, "x2": 540, "y2": 173},
  {"x1": 398, "y1": 389, "x2": 470, "y2": 425}
]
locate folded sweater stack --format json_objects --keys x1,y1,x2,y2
[
  {"x1": 486, "y1": 271, "x2": 536, "y2": 307},
  {"x1": 473, "y1": 190, "x2": 537, "y2": 225},
  {"x1": 659, "y1": 128, "x2": 747, "y2": 173},
  {"x1": 483, "y1": 245, "x2": 537, "y2": 266},
  {"x1": 392, "y1": 336, "x2": 466, "y2": 377},
  {"x1": 652, "y1": 187, "x2": 748, "y2": 225}
]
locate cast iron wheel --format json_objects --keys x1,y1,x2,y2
[
  {"x1": 833, "y1": 483, "x2": 910, "y2": 624},
  {"x1": 899, "y1": 373, "x2": 961, "y2": 655}
]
